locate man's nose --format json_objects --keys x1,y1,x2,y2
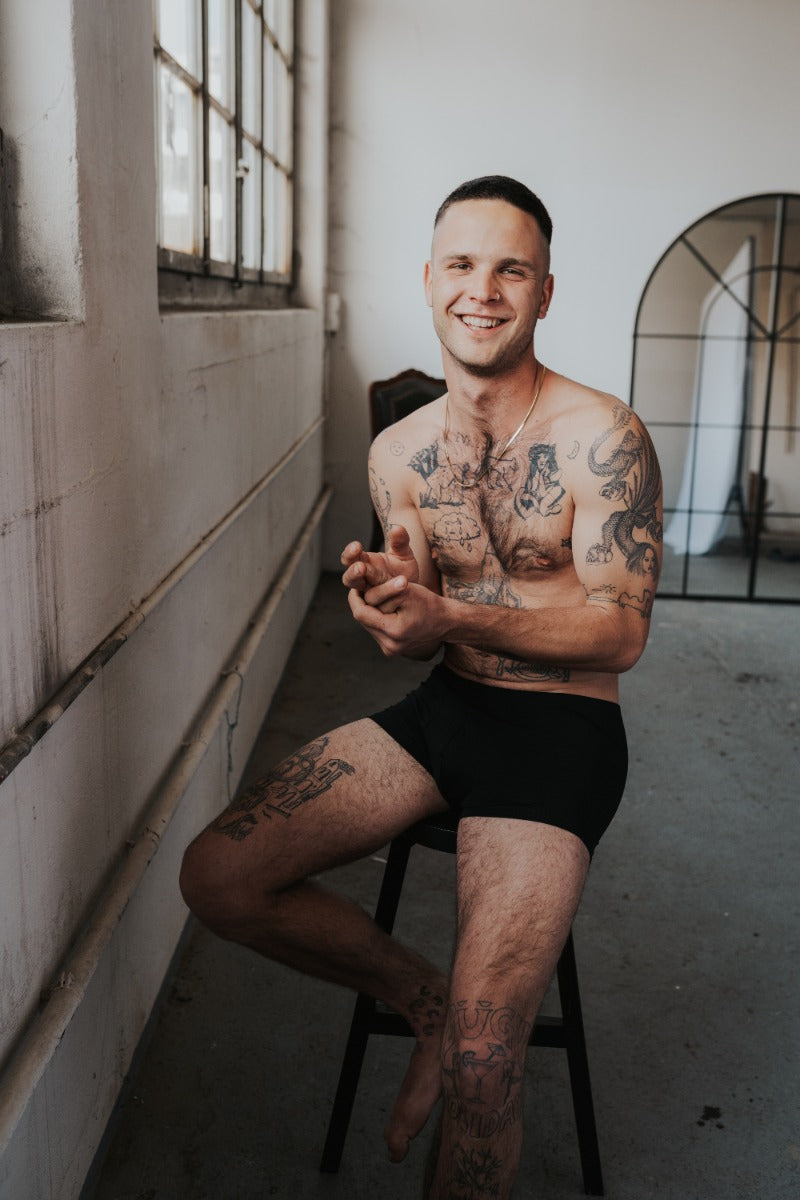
[{"x1": 470, "y1": 269, "x2": 499, "y2": 303}]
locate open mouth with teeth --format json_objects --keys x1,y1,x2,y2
[{"x1": 457, "y1": 314, "x2": 508, "y2": 330}]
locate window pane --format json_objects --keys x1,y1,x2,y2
[
  {"x1": 269, "y1": 0, "x2": 293, "y2": 55},
  {"x1": 263, "y1": 41, "x2": 276, "y2": 155},
  {"x1": 209, "y1": 108, "x2": 234, "y2": 262},
  {"x1": 273, "y1": 51, "x2": 292, "y2": 166},
  {"x1": 242, "y1": 3, "x2": 262, "y2": 138},
  {"x1": 158, "y1": 66, "x2": 199, "y2": 253},
  {"x1": 157, "y1": 0, "x2": 200, "y2": 75},
  {"x1": 263, "y1": 161, "x2": 290, "y2": 276},
  {"x1": 242, "y1": 140, "x2": 262, "y2": 269},
  {"x1": 276, "y1": 168, "x2": 292, "y2": 275},
  {"x1": 262, "y1": 158, "x2": 277, "y2": 273},
  {"x1": 754, "y1": 516, "x2": 800, "y2": 600},
  {"x1": 208, "y1": 0, "x2": 234, "y2": 108}
]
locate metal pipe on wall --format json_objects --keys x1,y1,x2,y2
[
  {"x1": 0, "y1": 485, "x2": 331, "y2": 1157},
  {"x1": 0, "y1": 416, "x2": 325, "y2": 786}
]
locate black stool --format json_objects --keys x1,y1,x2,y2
[{"x1": 319, "y1": 813, "x2": 604, "y2": 1195}]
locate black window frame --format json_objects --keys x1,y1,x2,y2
[{"x1": 153, "y1": 0, "x2": 296, "y2": 309}]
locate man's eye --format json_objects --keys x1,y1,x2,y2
[
  {"x1": 503, "y1": 267, "x2": 524, "y2": 277},
  {"x1": 451, "y1": 262, "x2": 471, "y2": 270}
]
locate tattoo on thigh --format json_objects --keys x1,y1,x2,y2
[{"x1": 211, "y1": 736, "x2": 355, "y2": 841}]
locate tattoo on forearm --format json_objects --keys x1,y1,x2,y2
[
  {"x1": 586, "y1": 406, "x2": 662, "y2": 578},
  {"x1": 444, "y1": 565, "x2": 522, "y2": 609},
  {"x1": 211, "y1": 737, "x2": 355, "y2": 841}
]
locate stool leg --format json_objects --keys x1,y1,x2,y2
[
  {"x1": 319, "y1": 837, "x2": 412, "y2": 1172},
  {"x1": 556, "y1": 932, "x2": 604, "y2": 1196}
]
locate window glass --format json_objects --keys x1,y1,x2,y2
[
  {"x1": 157, "y1": 0, "x2": 199, "y2": 74},
  {"x1": 242, "y1": 2, "x2": 262, "y2": 138},
  {"x1": 155, "y1": 0, "x2": 294, "y2": 290},
  {"x1": 242, "y1": 138, "x2": 262, "y2": 269},
  {"x1": 633, "y1": 194, "x2": 800, "y2": 602},
  {"x1": 158, "y1": 66, "x2": 199, "y2": 254},
  {"x1": 208, "y1": 0, "x2": 234, "y2": 108},
  {"x1": 209, "y1": 108, "x2": 234, "y2": 262}
]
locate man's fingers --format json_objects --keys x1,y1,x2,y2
[
  {"x1": 364, "y1": 576, "x2": 407, "y2": 608},
  {"x1": 342, "y1": 560, "x2": 367, "y2": 588},
  {"x1": 385, "y1": 525, "x2": 412, "y2": 556},
  {"x1": 340, "y1": 540, "x2": 364, "y2": 566}
]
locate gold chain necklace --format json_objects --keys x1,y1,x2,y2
[{"x1": 442, "y1": 364, "x2": 547, "y2": 489}]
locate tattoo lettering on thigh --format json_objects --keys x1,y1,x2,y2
[
  {"x1": 211, "y1": 737, "x2": 355, "y2": 841},
  {"x1": 440, "y1": 1001, "x2": 527, "y2": 1140},
  {"x1": 586, "y1": 406, "x2": 662, "y2": 576}
]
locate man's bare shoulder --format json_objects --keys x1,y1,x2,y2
[
  {"x1": 549, "y1": 370, "x2": 628, "y2": 428},
  {"x1": 370, "y1": 395, "x2": 446, "y2": 464}
]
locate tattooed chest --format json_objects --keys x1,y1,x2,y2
[{"x1": 410, "y1": 436, "x2": 575, "y2": 586}]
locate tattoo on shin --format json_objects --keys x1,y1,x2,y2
[
  {"x1": 211, "y1": 736, "x2": 355, "y2": 841},
  {"x1": 451, "y1": 1144, "x2": 504, "y2": 1199},
  {"x1": 441, "y1": 1000, "x2": 527, "y2": 1142}
]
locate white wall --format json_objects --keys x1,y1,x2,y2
[
  {"x1": 324, "y1": 0, "x2": 800, "y2": 560},
  {"x1": 0, "y1": 2, "x2": 329, "y2": 1197}
]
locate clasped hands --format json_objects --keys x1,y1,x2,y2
[{"x1": 340, "y1": 526, "x2": 446, "y2": 659}]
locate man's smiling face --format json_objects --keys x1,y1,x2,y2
[{"x1": 424, "y1": 198, "x2": 553, "y2": 379}]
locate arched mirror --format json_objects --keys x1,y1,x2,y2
[{"x1": 631, "y1": 194, "x2": 800, "y2": 602}]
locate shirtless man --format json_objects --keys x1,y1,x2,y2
[{"x1": 180, "y1": 175, "x2": 663, "y2": 1199}]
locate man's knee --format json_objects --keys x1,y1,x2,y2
[{"x1": 179, "y1": 830, "x2": 273, "y2": 939}]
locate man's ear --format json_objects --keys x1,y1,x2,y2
[
  {"x1": 539, "y1": 274, "x2": 554, "y2": 319},
  {"x1": 424, "y1": 260, "x2": 433, "y2": 307}
]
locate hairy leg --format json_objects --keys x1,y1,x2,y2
[
  {"x1": 179, "y1": 718, "x2": 449, "y2": 1156},
  {"x1": 428, "y1": 818, "x2": 590, "y2": 1200}
]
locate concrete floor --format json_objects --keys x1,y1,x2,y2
[{"x1": 85, "y1": 573, "x2": 800, "y2": 1200}]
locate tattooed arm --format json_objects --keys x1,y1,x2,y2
[
  {"x1": 350, "y1": 404, "x2": 662, "y2": 672},
  {"x1": 342, "y1": 433, "x2": 440, "y2": 588},
  {"x1": 343, "y1": 424, "x2": 444, "y2": 659}
]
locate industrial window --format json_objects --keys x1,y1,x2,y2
[
  {"x1": 153, "y1": 0, "x2": 294, "y2": 306},
  {"x1": 631, "y1": 194, "x2": 800, "y2": 603}
]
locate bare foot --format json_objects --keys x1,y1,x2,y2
[{"x1": 385, "y1": 983, "x2": 447, "y2": 1163}]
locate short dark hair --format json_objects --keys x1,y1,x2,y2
[{"x1": 434, "y1": 175, "x2": 553, "y2": 245}]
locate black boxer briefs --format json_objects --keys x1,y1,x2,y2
[{"x1": 370, "y1": 664, "x2": 628, "y2": 855}]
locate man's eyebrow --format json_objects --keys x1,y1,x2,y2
[
  {"x1": 439, "y1": 253, "x2": 539, "y2": 272},
  {"x1": 497, "y1": 257, "x2": 538, "y2": 271}
]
